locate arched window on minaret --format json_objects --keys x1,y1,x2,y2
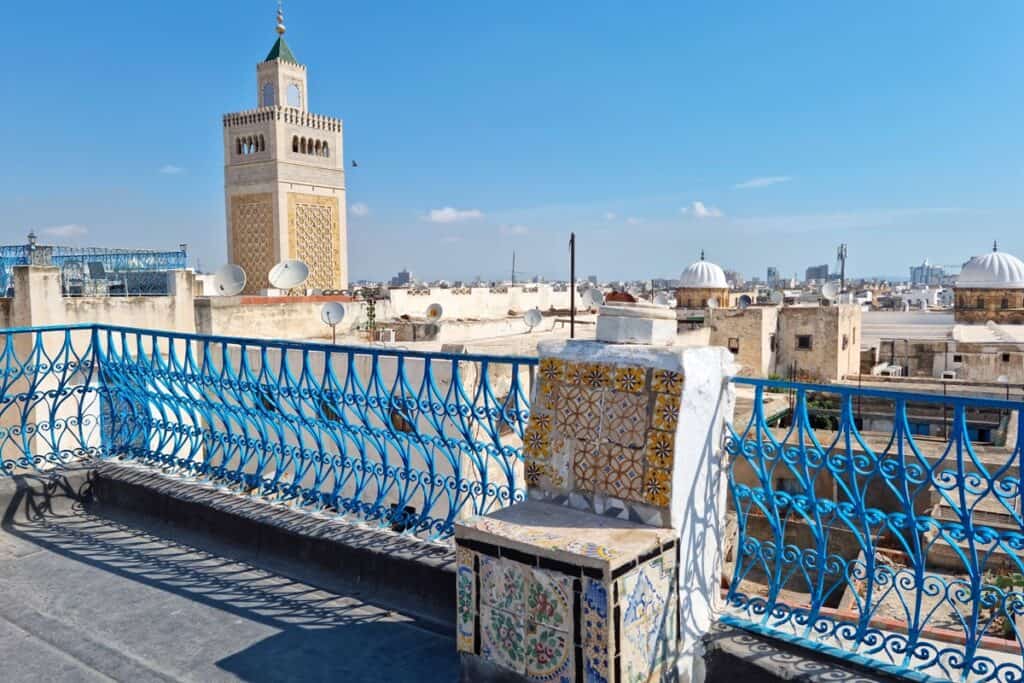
[
  {"x1": 323, "y1": 142, "x2": 329, "y2": 158},
  {"x1": 300, "y1": 138, "x2": 307, "y2": 154},
  {"x1": 292, "y1": 136, "x2": 299, "y2": 153},
  {"x1": 315, "y1": 140, "x2": 322, "y2": 156},
  {"x1": 236, "y1": 139, "x2": 242, "y2": 155},
  {"x1": 259, "y1": 135, "x2": 265, "y2": 152},
  {"x1": 262, "y1": 82, "x2": 275, "y2": 107}
]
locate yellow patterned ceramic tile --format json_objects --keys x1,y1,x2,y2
[
  {"x1": 652, "y1": 393, "x2": 680, "y2": 431},
  {"x1": 643, "y1": 467, "x2": 672, "y2": 507},
  {"x1": 538, "y1": 357, "x2": 566, "y2": 383},
  {"x1": 580, "y1": 363, "x2": 613, "y2": 390},
  {"x1": 525, "y1": 459, "x2": 546, "y2": 487},
  {"x1": 651, "y1": 369, "x2": 684, "y2": 395},
  {"x1": 645, "y1": 430, "x2": 674, "y2": 469},
  {"x1": 613, "y1": 366, "x2": 647, "y2": 393},
  {"x1": 529, "y1": 412, "x2": 553, "y2": 434},
  {"x1": 564, "y1": 361, "x2": 587, "y2": 385},
  {"x1": 523, "y1": 425, "x2": 551, "y2": 460}
]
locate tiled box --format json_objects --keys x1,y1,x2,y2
[{"x1": 456, "y1": 501, "x2": 679, "y2": 683}]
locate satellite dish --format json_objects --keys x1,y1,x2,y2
[
  {"x1": 997, "y1": 375, "x2": 1010, "y2": 384},
  {"x1": 321, "y1": 302, "x2": 346, "y2": 326},
  {"x1": 706, "y1": 297, "x2": 719, "y2": 309},
  {"x1": 320, "y1": 302, "x2": 345, "y2": 343},
  {"x1": 586, "y1": 289, "x2": 604, "y2": 308},
  {"x1": 268, "y1": 259, "x2": 310, "y2": 291},
  {"x1": 821, "y1": 281, "x2": 839, "y2": 301},
  {"x1": 214, "y1": 264, "x2": 246, "y2": 297},
  {"x1": 524, "y1": 308, "x2": 543, "y2": 331},
  {"x1": 426, "y1": 303, "x2": 444, "y2": 322},
  {"x1": 654, "y1": 292, "x2": 670, "y2": 307},
  {"x1": 769, "y1": 290, "x2": 784, "y2": 305}
]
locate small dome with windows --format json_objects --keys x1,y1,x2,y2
[
  {"x1": 956, "y1": 242, "x2": 1024, "y2": 290},
  {"x1": 679, "y1": 251, "x2": 728, "y2": 289}
]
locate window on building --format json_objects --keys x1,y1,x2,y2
[
  {"x1": 1001, "y1": 298, "x2": 1010, "y2": 309},
  {"x1": 976, "y1": 297, "x2": 984, "y2": 309},
  {"x1": 959, "y1": 297, "x2": 966, "y2": 308},
  {"x1": 842, "y1": 334, "x2": 849, "y2": 350},
  {"x1": 796, "y1": 334, "x2": 813, "y2": 350},
  {"x1": 292, "y1": 136, "x2": 299, "y2": 153},
  {"x1": 769, "y1": 333, "x2": 777, "y2": 352},
  {"x1": 1002, "y1": 352, "x2": 1012, "y2": 363},
  {"x1": 953, "y1": 354, "x2": 963, "y2": 363},
  {"x1": 727, "y1": 337, "x2": 740, "y2": 353},
  {"x1": 287, "y1": 83, "x2": 301, "y2": 108},
  {"x1": 262, "y1": 82, "x2": 275, "y2": 107}
]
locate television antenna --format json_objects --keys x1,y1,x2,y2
[
  {"x1": 523, "y1": 308, "x2": 542, "y2": 332},
  {"x1": 268, "y1": 259, "x2": 309, "y2": 294},
  {"x1": 320, "y1": 302, "x2": 345, "y2": 344},
  {"x1": 214, "y1": 264, "x2": 247, "y2": 297}
]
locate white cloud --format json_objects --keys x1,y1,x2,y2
[
  {"x1": 159, "y1": 165, "x2": 185, "y2": 175},
  {"x1": 350, "y1": 202, "x2": 370, "y2": 217},
  {"x1": 681, "y1": 201, "x2": 723, "y2": 218},
  {"x1": 441, "y1": 235, "x2": 462, "y2": 243},
  {"x1": 734, "y1": 176, "x2": 792, "y2": 189},
  {"x1": 424, "y1": 207, "x2": 484, "y2": 223},
  {"x1": 733, "y1": 207, "x2": 965, "y2": 234},
  {"x1": 500, "y1": 224, "x2": 529, "y2": 236},
  {"x1": 604, "y1": 212, "x2": 617, "y2": 221},
  {"x1": 626, "y1": 217, "x2": 643, "y2": 225},
  {"x1": 41, "y1": 224, "x2": 88, "y2": 238}
]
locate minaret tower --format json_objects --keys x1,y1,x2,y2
[{"x1": 223, "y1": 4, "x2": 348, "y2": 293}]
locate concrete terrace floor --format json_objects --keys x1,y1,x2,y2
[{"x1": 0, "y1": 479, "x2": 457, "y2": 682}]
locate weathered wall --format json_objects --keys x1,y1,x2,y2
[
  {"x1": 708, "y1": 306, "x2": 778, "y2": 377},
  {"x1": 194, "y1": 296, "x2": 380, "y2": 340},
  {"x1": 877, "y1": 337, "x2": 1024, "y2": 383},
  {"x1": 954, "y1": 287, "x2": 1024, "y2": 324},
  {"x1": 775, "y1": 304, "x2": 861, "y2": 382},
  {"x1": 388, "y1": 285, "x2": 586, "y2": 320}
]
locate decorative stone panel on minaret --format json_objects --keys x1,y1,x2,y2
[{"x1": 222, "y1": 8, "x2": 348, "y2": 293}]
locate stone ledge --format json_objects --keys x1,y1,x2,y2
[
  {"x1": 90, "y1": 460, "x2": 457, "y2": 628},
  {"x1": 702, "y1": 622, "x2": 905, "y2": 683}
]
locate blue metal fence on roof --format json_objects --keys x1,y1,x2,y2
[
  {"x1": 1, "y1": 323, "x2": 1022, "y2": 679},
  {"x1": 724, "y1": 377, "x2": 1024, "y2": 682},
  {"x1": 0, "y1": 324, "x2": 534, "y2": 540}
]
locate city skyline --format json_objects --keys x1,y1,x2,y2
[{"x1": 4, "y1": 1, "x2": 1023, "y2": 282}]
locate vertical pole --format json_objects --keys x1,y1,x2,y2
[
  {"x1": 569, "y1": 233, "x2": 576, "y2": 339},
  {"x1": 511, "y1": 251, "x2": 516, "y2": 285}
]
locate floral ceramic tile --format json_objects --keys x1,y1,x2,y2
[
  {"x1": 644, "y1": 429, "x2": 674, "y2": 469},
  {"x1": 603, "y1": 391, "x2": 649, "y2": 448},
  {"x1": 582, "y1": 578, "x2": 611, "y2": 682},
  {"x1": 595, "y1": 443, "x2": 644, "y2": 503},
  {"x1": 613, "y1": 365, "x2": 647, "y2": 394},
  {"x1": 479, "y1": 555, "x2": 525, "y2": 613},
  {"x1": 527, "y1": 568, "x2": 573, "y2": 631},
  {"x1": 651, "y1": 369, "x2": 684, "y2": 395},
  {"x1": 652, "y1": 392, "x2": 680, "y2": 432},
  {"x1": 579, "y1": 362, "x2": 613, "y2": 390},
  {"x1": 456, "y1": 548, "x2": 476, "y2": 653},
  {"x1": 619, "y1": 562, "x2": 675, "y2": 682},
  {"x1": 538, "y1": 357, "x2": 566, "y2": 383},
  {"x1": 481, "y1": 605, "x2": 526, "y2": 674},
  {"x1": 564, "y1": 361, "x2": 587, "y2": 385},
  {"x1": 523, "y1": 424, "x2": 551, "y2": 460},
  {"x1": 524, "y1": 622, "x2": 573, "y2": 681},
  {"x1": 643, "y1": 467, "x2": 671, "y2": 507}
]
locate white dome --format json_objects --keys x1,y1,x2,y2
[
  {"x1": 956, "y1": 247, "x2": 1024, "y2": 290},
  {"x1": 679, "y1": 254, "x2": 728, "y2": 289}
]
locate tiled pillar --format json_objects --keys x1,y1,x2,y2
[{"x1": 456, "y1": 332, "x2": 733, "y2": 683}]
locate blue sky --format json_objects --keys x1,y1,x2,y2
[{"x1": 3, "y1": 1, "x2": 1022, "y2": 282}]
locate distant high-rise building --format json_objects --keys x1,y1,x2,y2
[
  {"x1": 766, "y1": 266, "x2": 779, "y2": 286},
  {"x1": 909, "y1": 259, "x2": 945, "y2": 286},
  {"x1": 390, "y1": 268, "x2": 412, "y2": 287},
  {"x1": 805, "y1": 264, "x2": 829, "y2": 281},
  {"x1": 587, "y1": 275, "x2": 598, "y2": 285}
]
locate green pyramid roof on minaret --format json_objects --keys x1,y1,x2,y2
[
  {"x1": 265, "y1": 4, "x2": 298, "y2": 64},
  {"x1": 265, "y1": 36, "x2": 298, "y2": 64}
]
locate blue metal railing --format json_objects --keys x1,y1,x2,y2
[
  {"x1": 0, "y1": 324, "x2": 534, "y2": 540},
  {"x1": 724, "y1": 377, "x2": 1024, "y2": 682}
]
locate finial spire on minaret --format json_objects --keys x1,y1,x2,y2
[
  {"x1": 700, "y1": 249, "x2": 705, "y2": 261},
  {"x1": 993, "y1": 240, "x2": 999, "y2": 252},
  {"x1": 276, "y1": 2, "x2": 286, "y2": 35}
]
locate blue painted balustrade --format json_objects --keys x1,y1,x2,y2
[
  {"x1": 0, "y1": 324, "x2": 535, "y2": 540},
  {"x1": 724, "y1": 377, "x2": 1024, "y2": 682}
]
